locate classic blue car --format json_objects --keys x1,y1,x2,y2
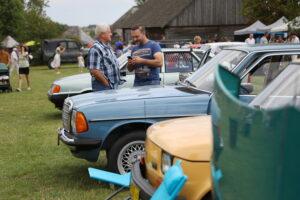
[{"x1": 58, "y1": 44, "x2": 300, "y2": 174}]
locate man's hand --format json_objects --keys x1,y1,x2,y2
[{"x1": 90, "y1": 69, "x2": 110, "y2": 86}]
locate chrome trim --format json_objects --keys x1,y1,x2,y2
[
  {"x1": 58, "y1": 128, "x2": 74, "y2": 143},
  {"x1": 88, "y1": 114, "x2": 204, "y2": 122}
]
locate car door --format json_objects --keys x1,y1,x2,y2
[
  {"x1": 238, "y1": 52, "x2": 300, "y2": 102},
  {"x1": 67, "y1": 41, "x2": 81, "y2": 62}
]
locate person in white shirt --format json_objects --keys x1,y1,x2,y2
[
  {"x1": 290, "y1": 32, "x2": 300, "y2": 61},
  {"x1": 260, "y1": 32, "x2": 269, "y2": 44},
  {"x1": 290, "y1": 32, "x2": 300, "y2": 43},
  {"x1": 10, "y1": 47, "x2": 19, "y2": 75},
  {"x1": 245, "y1": 33, "x2": 255, "y2": 44}
]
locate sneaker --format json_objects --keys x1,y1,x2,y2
[
  {"x1": 27, "y1": 87, "x2": 31, "y2": 90},
  {"x1": 16, "y1": 88, "x2": 22, "y2": 92}
]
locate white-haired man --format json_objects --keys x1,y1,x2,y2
[{"x1": 87, "y1": 24, "x2": 122, "y2": 91}]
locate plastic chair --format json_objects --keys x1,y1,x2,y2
[
  {"x1": 151, "y1": 160, "x2": 187, "y2": 200},
  {"x1": 88, "y1": 168, "x2": 131, "y2": 200}
]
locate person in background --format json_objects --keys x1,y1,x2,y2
[
  {"x1": 51, "y1": 43, "x2": 65, "y2": 74},
  {"x1": 115, "y1": 37, "x2": 124, "y2": 57},
  {"x1": 0, "y1": 46, "x2": 11, "y2": 67},
  {"x1": 17, "y1": 45, "x2": 31, "y2": 92},
  {"x1": 290, "y1": 32, "x2": 300, "y2": 43},
  {"x1": 115, "y1": 44, "x2": 124, "y2": 57},
  {"x1": 245, "y1": 33, "x2": 255, "y2": 44},
  {"x1": 193, "y1": 35, "x2": 202, "y2": 44},
  {"x1": 127, "y1": 25, "x2": 163, "y2": 86},
  {"x1": 289, "y1": 32, "x2": 300, "y2": 61},
  {"x1": 10, "y1": 47, "x2": 19, "y2": 75},
  {"x1": 260, "y1": 32, "x2": 269, "y2": 44},
  {"x1": 77, "y1": 52, "x2": 85, "y2": 72},
  {"x1": 159, "y1": 35, "x2": 167, "y2": 48},
  {"x1": 87, "y1": 24, "x2": 122, "y2": 92}
]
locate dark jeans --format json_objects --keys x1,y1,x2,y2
[
  {"x1": 134, "y1": 80, "x2": 160, "y2": 87},
  {"x1": 92, "y1": 80, "x2": 112, "y2": 92}
]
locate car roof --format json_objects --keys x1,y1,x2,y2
[
  {"x1": 226, "y1": 43, "x2": 300, "y2": 52},
  {"x1": 43, "y1": 39, "x2": 77, "y2": 43},
  {"x1": 162, "y1": 48, "x2": 204, "y2": 52}
]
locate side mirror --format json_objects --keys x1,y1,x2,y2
[
  {"x1": 120, "y1": 71, "x2": 127, "y2": 76},
  {"x1": 241, "y1": 83, "x2": 253, "y2": 94}
]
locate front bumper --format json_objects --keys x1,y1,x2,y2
[
  {"x1": 48, "y1": 92, "x2": 70, "y2": 109},
  {"x1": 57, "y1": 127, "x2": 102, "y2": 151},
  {"x1": 130, "y1": 162, "x2": 155, "y2": 200}
]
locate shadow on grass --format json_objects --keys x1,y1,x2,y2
[
  {"x1": 43, "y1": 111, "x2": 62, "y2": 120},
  {"x1": 51, "y1": 163, "x2": 110, "y2": 190}
]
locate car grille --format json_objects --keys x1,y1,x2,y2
[{"x1": 62, "y1": 99, "x2": 73, "y2": 132}]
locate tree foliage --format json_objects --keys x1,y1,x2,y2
[
  {"x1": 241, "y1": 0, "x2": 300, "y2": 24},
  {"x1": 0, "y1": 0, "x2": 67, "y2": 43}
]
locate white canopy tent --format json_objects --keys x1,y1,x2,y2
[
  {"x1": 234, "y1": 20, "x2": 267, "y2": 35},
  {"x1": 270, "y1": 16, "x2": 300, "y2": 32},
  {"x1": 257, "y1": 16, "x2": 288, "y2": 32},
  {"x1": 1, "y1": 35, "x2": 19, "y2": 48}
]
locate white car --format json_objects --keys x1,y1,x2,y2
[{"x1": 48, "y1": 48, "x2": 205, "y2": 109}]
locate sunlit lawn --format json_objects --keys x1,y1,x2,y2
[{"x1": 0, "y1": 64, "x2": 128, "y2": 200}]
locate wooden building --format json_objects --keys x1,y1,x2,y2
[{"x1": 112, "y1": 0, "x2": 246, "y2": 43}]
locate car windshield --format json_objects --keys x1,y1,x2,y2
[
  {"x1": 250, "y1": 63, "x2": 300, "y2": 109},
  {"x1": 185, "y1": 49, "x2": 247, "y2": 92}
]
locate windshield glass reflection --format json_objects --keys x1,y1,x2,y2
[
  {"x1": 186, "y1": 50, "x2": 247, "y2": 92},
  {"x1": 250, "y1": 63, "x2": 300, "y2": 109}
]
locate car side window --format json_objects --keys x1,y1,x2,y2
[
  {"x1": 164, "y1": 52, "x2": 198, "y2": 73},
  {"x1": 241, "y1": 54, "x2": 300, "y2": 95},
  {"x1": 68, "y1": 42, "x2": 79, "y2": 49}
]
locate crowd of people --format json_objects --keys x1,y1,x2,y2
[
  {"x1": 0, "y1": 45, "x2": 31, "y2": 92},
  {"x1": 245, "y1": 31, "x2": 300, "y2": 44}
]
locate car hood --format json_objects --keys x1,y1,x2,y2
[
  {"x1": 53, "y1": 73, "x2": 90, "y2": 84},
  {"x1": 69, "y1": 85, "x2": 207, "y2": 109},
  {"x1": 147, "y1": 116, "x2": 212, "y2": 162}
]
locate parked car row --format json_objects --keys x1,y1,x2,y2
[{"x1": 55, "y1": 43, "x2": 300, "y2": 199}]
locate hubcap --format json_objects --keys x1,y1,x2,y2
[{"x1": 117, "y1": 140, "x2": 145, "y2": 174}]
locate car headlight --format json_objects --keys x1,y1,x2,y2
[
  {"x1": 51, "y1": 84, "x2": 61, "y2": 94},
  {"x1": 71, "y1": 110, "x2": 88, "y2": 133},
  {"x1": 71, "y1": 110, "x2": 77, "y2": 133},
  {"x1": 161, "y1": 152, "x2": 173, "y2": 174}
]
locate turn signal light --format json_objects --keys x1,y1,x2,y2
[
  {"x1": 52, "y1": 85, "x2": 61, "y2": 93},
  {"x1": 76, "y1": 112, "x2": 88, "y2": 133}
]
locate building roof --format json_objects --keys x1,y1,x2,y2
[
  {"x1": 63, "y1": 26, "x2": 94, "y2": 44},
  {"x1": 1, "y1": 35, "x2": 19, "y2": 48},
  {"x1": 112, "y1": 0, "x2": 193, "y2": 29}
]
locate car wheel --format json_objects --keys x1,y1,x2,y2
[
  {"x1": 107, "y1": 130, "x2": 146, "y2": 174},
  {"x1": 48, "y1": 57, "x2": 54, "y2": 69}
]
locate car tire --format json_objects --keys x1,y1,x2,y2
[
  {"x1": 48, "y1": 57, "x2": 54, "y2": 69},
  {"x1": 107, "y1": 130, "x2": 146, "y2": 174}
]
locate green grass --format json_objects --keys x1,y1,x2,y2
[{"x1": 0, "y1": 65, "x2": 128, "y2": 200}]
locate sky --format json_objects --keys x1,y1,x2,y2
[{"x1": 45, "y1": 0, "x2": 136, "y2": 27}]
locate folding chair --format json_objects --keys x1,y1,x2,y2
[{"x1": 151, "y1": 160, "x2": 187, "y2": 200}]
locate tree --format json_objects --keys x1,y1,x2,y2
[
  {"x1": 241, "y1": 0, "x2": 300, "y2": 24},
  {"x1": 0, "y1": 0, "x2": 25, "y2": 41}
]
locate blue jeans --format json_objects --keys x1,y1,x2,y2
[
  {"x1": 92, "y1": 80, "x2": 112, "y2": 92},
  {"x1": 134, "y1": 80, "x2": 160, "y2": 87}
]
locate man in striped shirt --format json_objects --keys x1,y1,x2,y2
[{"x1": 87, "y1": 24, "x2": 122, "y2": 92}]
